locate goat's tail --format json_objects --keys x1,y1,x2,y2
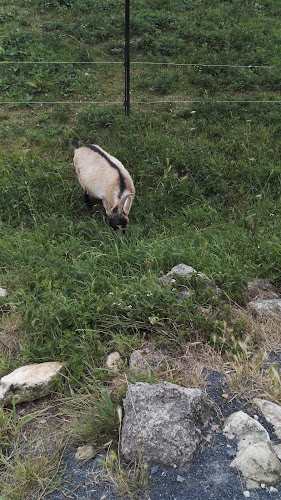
[{"x1": 72, "y1": 139, "x2": 79, "y2": 149}]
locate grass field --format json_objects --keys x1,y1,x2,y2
[{"x1": 0, "y1": 0, "x2": 281, "y2": 497}]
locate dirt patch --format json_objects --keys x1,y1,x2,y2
[{"x1": 0, "y1": 316, "x2": 22, "y2": 355}]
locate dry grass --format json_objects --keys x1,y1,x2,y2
[
  {"x1": 224, "y1": 307, "x2": 281, "y2": 404},
  {"x1": 0, "y1": 397, "x2": 70, "y2": 499}
]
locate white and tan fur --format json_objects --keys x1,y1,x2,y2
[{"x1": 72, "y1": 140, "x2": 135, "y2": 230}]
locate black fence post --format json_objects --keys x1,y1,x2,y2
[{"x1": 124, "y1": 0, "x2": 130, "y2": 115}]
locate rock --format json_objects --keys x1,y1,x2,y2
[
  {"x1": 247, "y1": 280, "x2": 279, "y2": 300},
  {"x1": 129, "y1": 350, "x2": 148, "y2": 371},
  {"x1": 248, "y1": 299, "x2": 281, "y2": 319},
  {"x1": 0, "y1": 287, "x2": 7, "y2": 297},
  {"x1": 243, "y1": 492, "x2": 250, "y2": 498},
  {"x1": 105, "y1": 352, "x2": 122, "y2": 372},
  {"x1": 230, "y1": 442, "x2": 281, "y2": 488},
  {"x1": 121, "y1": 382, "x2": 212, "y2": 466},
  {"x1": 0, "y1": 361, "x2": 65, "y2": 407},
  {"x1": 75, "y1": 445, "x2": 96, "y2": 462},
  {"x1": 253, "y1": 398, "x2": 281, "y2": 439},
  {"x1": 176, "y1": 475, "x2": 185, "y2": 483},
  {"x1": 158, "y1": 263, "x2": 220, "y2": 299},
  {"x1": 150, "y1": 465, "x2": 159, "y2": 474},
  {"x1": 159, "y1": 264, "x2": 212, "y2": 286},
  {"x1": 223, "y1": 411, "x2": 270, "y2": 450}
]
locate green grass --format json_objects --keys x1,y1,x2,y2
[{"x1": 0, "y1": 0, "x2": 281, "y2": 495}]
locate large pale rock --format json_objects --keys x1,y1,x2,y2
[
  {"x1": 223, "y1": 411, "x2": 270, "y2": 450},
  {"x1": 254, "y1": 398, "x2": 281, "y2": 439},
  {"x1": 0, "y1": 362, "x2": 64, "y2": 407},
  {"x1": 248, "y1": 299, "x2": 281, "y2": 319},
  {"x1": 0, "y1": 287, "x2": 7, "y2": 297},
  {"x1": 121, "y1": 382, "x2": 212, "y2": 466},
  {"x1": 230, "y1": 442, "x2": 281, "y2": 488}
]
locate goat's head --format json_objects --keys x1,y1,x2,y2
[{"x1": 102, "y1": 193, "x2": 134, "y2": 232}]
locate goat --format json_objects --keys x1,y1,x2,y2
[{"x1": 72, "y1": 139, "x2": 135, "y2": 231}]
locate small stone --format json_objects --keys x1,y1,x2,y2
[
  {"x1": 150, "y1": 465, "x2": 159, "y2": 475},
  {"x1": 260, "y1": 483, "x2": 266, "y2": 488},
  {"x1": 226, "y1": 449, "x2": 236, "y2": 458},
  {"x1": 269, "y1": 486, "x2": 278, "y2": 493},
  {"x1": 176, "y1": 475, "x2": 185, "y2": 483},
  {"x1": 75, "y1": 445, "x2": 95, "y2": 462},
  {"x1": 243, "y1": 491, "x2": 250, "y2": 498},
  {"x1": 105, "y1": 352, "x2": 121, "y2": 372},
  {"x1": 222, "y1": 393, "x2": 229, "y2": 399},
  {"x1": 254, "y1": 415, "x2": 259, "y2": 420},
  {"x1": 0, "y1": 287, "x2": 6, "y2": 297}
]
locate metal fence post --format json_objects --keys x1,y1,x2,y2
[{"x1": 124, "y1": 0, "x2": 130, "y2": 115}]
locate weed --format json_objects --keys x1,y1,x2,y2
[
  {"x1": 99, "y1": 402, "x2": 150, "y2": 499},
  {"x1": 0, "y1": 399, "x2": 66, "y2": 499},
  {"x1": 64, "y1": 387, "x2": 120, "y2": 445}
]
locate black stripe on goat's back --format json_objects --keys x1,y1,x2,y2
[{"x1": 85, "y1": 144, "x2": 126, "y2": 196}]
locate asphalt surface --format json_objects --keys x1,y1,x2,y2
[{"x1": 47, "y1": 371, "x2": 281, "y2": 500}]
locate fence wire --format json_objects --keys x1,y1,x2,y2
[
  {"x1": 0, "y1": 61, "x2": 279, "y2": 69},
  {"x1": 1, "y1": 59, "x2": 280, "y2": 106},
  {"x1": 0, "y1": 100, "x2": 280, "y2": 105}
]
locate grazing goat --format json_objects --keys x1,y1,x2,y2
[{"x1": 72, "y1": 139, "x2": 135, "y2": 231}]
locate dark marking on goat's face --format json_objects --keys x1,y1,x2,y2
[{"x1": 107, "y1": 213, "x2": 129, "y2": 232}]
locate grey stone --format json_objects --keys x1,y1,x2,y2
[
  {"x1": 253, "y1": 398, "x2": 281, "y2": 439},
  {"x1": 223, "y1": 411, "x2": 270, "y2": 450},
  {"x1": 247, "y1": 280, "x2": 279, "y2": 300},
  {"x1": 230, "y1": 442, "x2": 281, "y2": 488},
  {"x1": 150, "y1": 465, "x2": 159, "y2": 474},
  {"x1": 159, "y1": 264, "x2": 211, "y2": 286},
  {"x1": 248, "y1": 299, "x2": 281, "y2": 319},
  {"x1": 176, "y1": 475, "x2": 185, "y2": 483},
  {"x1": 0, "y1": 287, "x2": 6, "y2": 297},
  {"x1": 121, "y1": 382, "x2": 212, "y2": 466},
  {"x1": 129, "y1": 350, "x2": 149, "y2": 371},
  {"x1": 158, "y1": 263, "x2": 220, "y2": 299},
  {"x1": 0, "y1": 361, "x2": 65, "y2": 407}
]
